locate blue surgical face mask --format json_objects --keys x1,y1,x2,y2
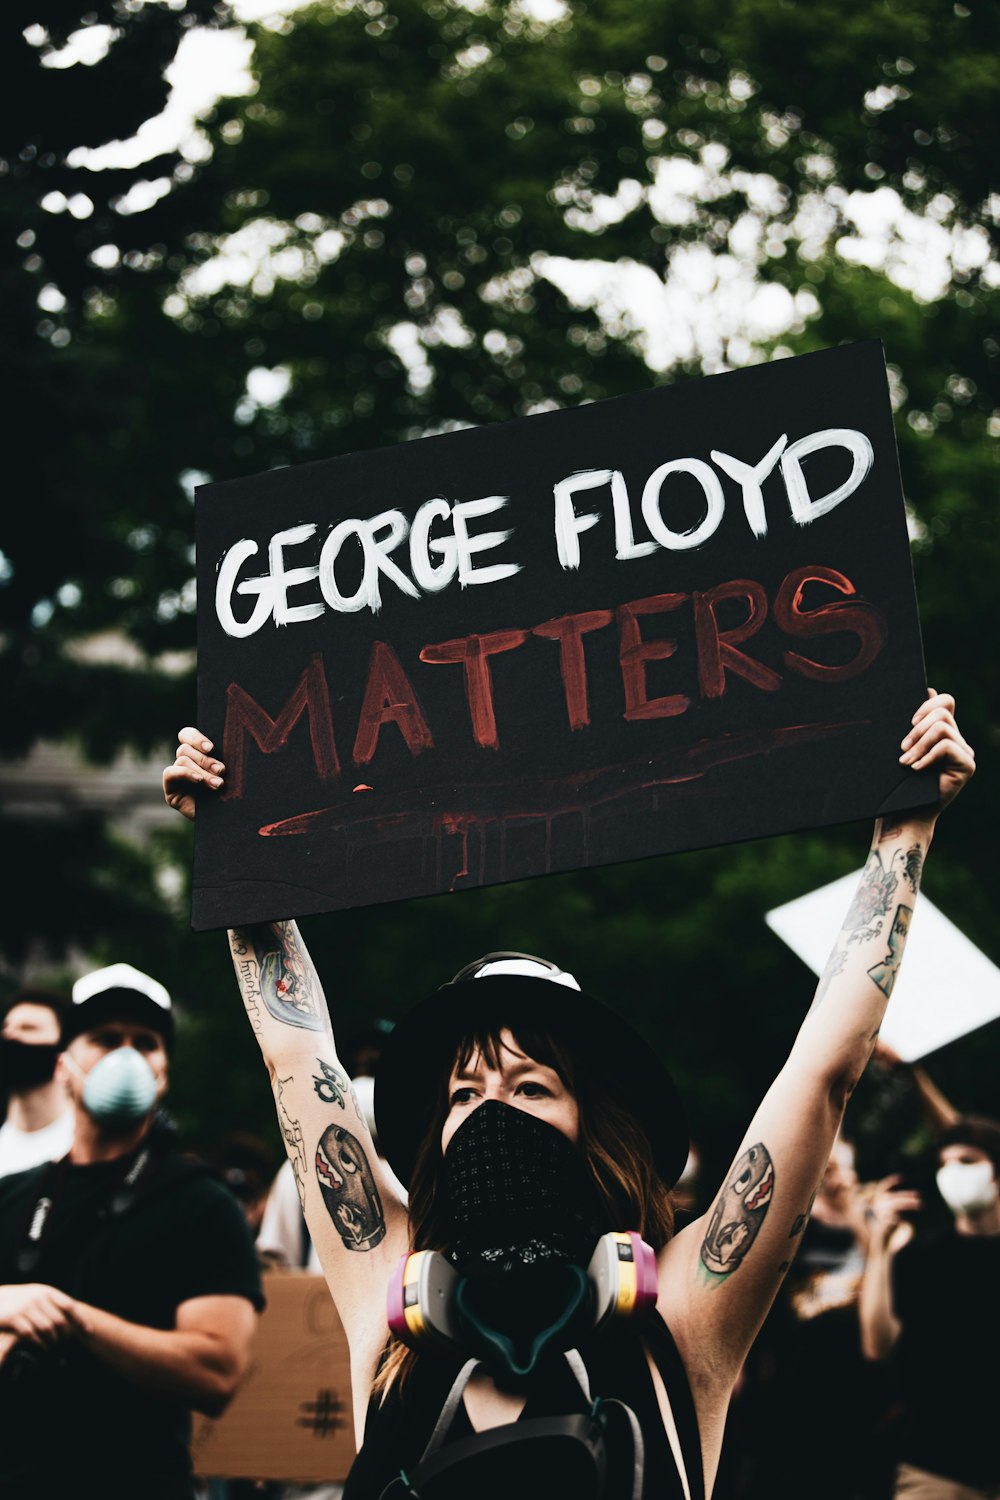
[{"x1": 67, "y1": 1046, "x2": 158, "y2": 1126}]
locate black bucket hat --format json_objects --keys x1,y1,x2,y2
[{"x1": 375, "y1": 955, "x2": 689, "y2": 1191}]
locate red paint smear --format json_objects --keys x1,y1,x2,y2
[{"x1": 258, "y1": 720, "x2": 869, "y2": 857}]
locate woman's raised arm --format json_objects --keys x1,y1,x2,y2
[
  {"x1": 659, "y1": 691, "x2": 975, "y2": 1401},
  {"x1": 163, "y1": 729, "x2": 408, "y2": 1426}
]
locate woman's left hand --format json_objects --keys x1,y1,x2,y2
[{"x1": 898, "y1": 688, "x2": 975, "y2": 815}]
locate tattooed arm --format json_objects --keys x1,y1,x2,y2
[
  {"x1": 658, "y1": 692, "x2": 974, "y2": 1454},
  {"x1": 163, "y1": 729, "x2": 409, "y2": 1433},
  {"x1": 787, "y1": 689, "x2": 973, "y2": 1100}
]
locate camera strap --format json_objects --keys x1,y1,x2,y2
[{"x1": 14, "y1": 1141, "x2": 154, "y2": 1278}]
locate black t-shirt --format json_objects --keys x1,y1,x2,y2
[
  {"x1": 892, "y1": 1229, "x2": 1000, "y2": 1487},
  {"x1": 0, "y1": 1141, "x2": 264, "y2": 1500}
]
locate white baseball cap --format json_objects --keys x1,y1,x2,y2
[{"x1": 65, "y1": 963, "x2": 174, "y2": 1047}]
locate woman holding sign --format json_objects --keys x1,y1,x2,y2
[{"x1": 164, "y1": 689, "x2": 973, "y2": 1500}]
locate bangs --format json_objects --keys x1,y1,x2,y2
[{"x1": 451, "y1": 1015, "x2": 576, "y2": 1089}]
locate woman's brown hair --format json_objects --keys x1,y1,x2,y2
[{"x1": 373, "y1": 1017, "x2": 677, "y2": 1398}]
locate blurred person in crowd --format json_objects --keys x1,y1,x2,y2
[
  {"x1": 0, "y1": 963, "x2": 264, "y2": 1500},
  {"x1": 859, "y1": 1114, "x2": 1000, "y2": 1500},
  {"x1": 197, "y1": 1145, "x2": 284, "y2": 1500},
  {"x1": 847, "y1": 1039, "x2": 960, "y2": 1178},
  {"x1": 213, "y1": 1131, "x2": 280, "y2": 1239},
  {"x1": 717, "y1": 1131, "x2": 894, "y2": 1500},
  {"x1": 718, "y1": 1048, "x2": 962, "y2": 1500},
  {"x1": 0, "y1": 988, "x2": 74, "y2": 1176},
  {"x1": 866, "y1": 1042, "x2": 959, "y2": 1135},
  {"x1": 201, "y1": 1135, "x2": 290, "y2": 1500},
  {"x1": 258, "y1": 1153, "x2": 323, "y2": 1275},
  {"x1": 339, "y1": 1020, "x2": 393, "y2": 1147}
]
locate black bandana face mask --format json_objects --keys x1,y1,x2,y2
[
  {"x1": 442, "y1": 1099, "x2": 607, "y2": 1277},
  {"x1": 0, "y1": 1038, "x2": 61, "y2": 1091}
]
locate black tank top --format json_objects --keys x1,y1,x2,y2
[{"x1": 342, "y1": 1313, "x2": 702, "y2": 1500}]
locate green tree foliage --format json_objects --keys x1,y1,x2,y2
[
  {"x1": 0, "y1": 0, "x2": 244, "y2": 955},
  {"x1": 1, "y1": 0, "x2": 240, "y2": 756},
  {"x1": 3, "y1": 0, "x2": 997, "y2": 1158}
]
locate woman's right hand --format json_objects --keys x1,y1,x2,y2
[{"x1": 162, "y1": 727, "x2": 226, "y2": 822}]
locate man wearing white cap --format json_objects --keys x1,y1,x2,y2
[{"x1": 0, "y1": 962, "x2": 264, "y2": 1500}]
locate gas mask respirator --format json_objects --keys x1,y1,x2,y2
[{"x1": 387, "y1": 1102, "x2": 658, "y2": 1383}]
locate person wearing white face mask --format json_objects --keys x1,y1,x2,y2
[
  {"x1": 858, "y1": 1115, "x2": 1000, "y2": 1500},
  {"x1": 0, "y1": 963, "x2": 265, "y2": 1500}
]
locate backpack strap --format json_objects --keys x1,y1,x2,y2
[
  {"x1": 403, "y1": 1350, "x2": 644, "y2": 1500},
  {"x1": 419, "y1": 1349, "x2": 589, "y2": 1467},
  {"x1": 419, "y1": 1358, "x2": 481, "y2": 1465},
  {"x1": 598, "y1": 1397, "x2": 644, "y2": 1500},
  {"x1": 640, "y1": 1314, "x2": 705, "y2": 1500},
  {"x1": 566, "y1": 1349, "x2": 644, "y2": 1500},
  {"x1": 378, "y1": 1359, "x2": 481, "y2": 1497},
  {"x1": 565, "y1": 1347, "x2": 592, "y2": 1401}
]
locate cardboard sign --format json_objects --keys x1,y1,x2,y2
[
  {"x1": 194, "y1": 340, "x2": 936, "y2": 930},
  {"x1": 191, "y1": 1270, "x2": 355, "y2": 1483},
  {"x1": 766, "y1": 874, "x2": 1000, "y2": 1061}
]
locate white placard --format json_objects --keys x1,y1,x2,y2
[{"x1": 765, "y1": 873, "x2": 1000, "y2": 1061}]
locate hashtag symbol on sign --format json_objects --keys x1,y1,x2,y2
[{"x1": 297, "y1": 1388, "x2": 344, "y2": 1438}]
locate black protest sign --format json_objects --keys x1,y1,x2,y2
[{"x1": 193, "y1": 339, "x2": 936, "y2": 931}]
